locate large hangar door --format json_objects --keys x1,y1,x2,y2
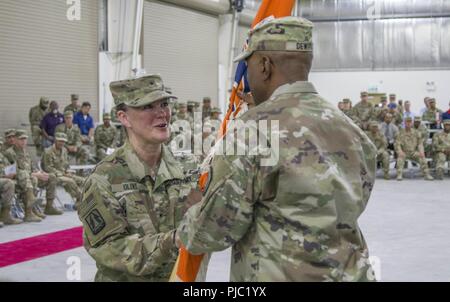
[
  {"x1": 0, "y1": 0, "x2": 99, "y2": 131},
  {"x1": 143, "y1": 1, "x2": 219, "y2": 105}
]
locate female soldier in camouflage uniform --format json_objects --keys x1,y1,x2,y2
[{"x1": 77, "y1": 74, "x2": 201, "y2": 281}]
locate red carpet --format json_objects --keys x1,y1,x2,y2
[{"x1": 0, "y1": 226, "x2": 83, "y2": 268}]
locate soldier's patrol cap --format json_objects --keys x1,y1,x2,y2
[
  {"x1": 187, "y1": 101, "x2": 196, "y2": 107},
  {"x1": 389, "y1": 94, "x2": 396, "y2": 98},
  {"x1": 404, "y1": 116, "x2": 413, "y2": 122},
  {"x1": 381, "y1": 96, "x2": 387, "y2": 102},
  {"x1": 443, "y1": 119, "x2": 450, "y2": 125},
  {"x1": 103, "y1": 112, "x2": 112, "y2": 120},
  {"x1": 203, "y1": 97, "x2": 211, "y2": 102},
  {"x1": 414, "y1": 116, "x2": 422, "y2": 122},
  {"x1": 211, "y1": 107, "x2": 222, "y2": 114},
  {"x1": 234, "y1": 16, "x2": 313, "y2": 62},
  {"x1": 55, "y1": 132, "x2": 68, "y2": 142},
  {"x1": 109, "y1": 74, "x2": 177, "y2": 108},
  {"x1": 15, "y1": 129, "x2": 28, "y2": 139},
  {"x1": 342, "y1": 98, "x2": 350, "y2": 103},
  {"x1": 64, "y1": 110, "x2": 73, "y2": 117},
  {"x1": 178, "y1": 101, "x2": 187, "y2": 108},
  {"x1": 369, "y1": 121, "x2": 379, "y2": 128},
  {"x1": 360, "y1": 91, "x2": 369, "y2": 97},
  {"x1": 39, "y1": 96, "x2": 50, "y2": 105},
  {"x1": 71, "y1": 94, "x2": 79, "y2": 101},
  {"x1": 5, "y1": 129, "x2": 16, "y2": 138}
]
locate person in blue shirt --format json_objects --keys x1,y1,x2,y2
[
  {"x1": 442, "y1": 101, "x2": 450, "y2": 121},
  {"x1": 74, "y1": 102, "x2": 95, "y2": 145},
  {"x1": 40, "y1": 101, "x2": 64, "y2": 148}
]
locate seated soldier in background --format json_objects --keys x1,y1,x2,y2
[
  {"x1": 341, "y1": 98, "x2": 361, "y2": 126},
  {"x1": 1, "y1": 129, "x2": 17, "y2": 154},
  {"x1": 432, "y1": 119, "x2": 450, "y2": 180},
  {"x1": 422, "y1": 98, "x2": 443, "y2": 130},
  {"x1": 55, "y1": 111, "x2": 90, "y2": 165},
  {"x1": 366, "y1": 121, "x2": 391, "y2": 180},
  {"x1": 352, "y1": 91, "x2": 375, "y2": 130},
  {"x1": 29, "y1": 96, "x2": 49, "y2": 157},
  {"x1": 64, "y1": 94, "x2": 81, "y2": 114},
  {"x1": 395, "y1": 117, "x2": 433, "y2": 181},
  {"x1": 387, "y1": 103, "x2": 403, "y2": 127},
  {"x1": 0, "y1": 150, "x2": 22, "y2": 226},
  {"x1": 201, "y1": 97, "x2": 212, "y2": 121},
  {"x1": 3, "y1": 130, "x2": 59, "y2": 220},
  {"x1": 94, "y1": 113, "x2": 117, "y2": 161},
  {"x1": 413, "y1": 116, "x2": 429, "y2": 140},
  {"x1": 42, "y1": 133, "x2": 84, "y2": 205}
]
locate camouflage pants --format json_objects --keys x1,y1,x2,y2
[
  {"x1": 376, "y1": 149, "x2": 390, "y2": 174},
  {"x1": 396, "y1": 151, "x2": 430, "y2": 175},
  {"x1": 0, "y1": 178, "x2": 15, "y2": 207},
  {"x1": 16, "y1": 170, "x2": 56, "y2": 201},
  {"x1": 95, "y1": 147, "x2": 108, "y2": 161},
  {"x1": 57, "y1": 175, "x2": 84, "y2": 202},
  {"x1": 435, "y1": 152, "x2": 450, "y2": 171},
  {"x1": 31, "y1": 125, "x2": 44, "y2": 156},
  {"x1": 68, "y1": 146, "x2": 90, "y2": 165}
]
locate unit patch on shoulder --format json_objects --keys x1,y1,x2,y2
[{"x1": 85, "y1": 209, "x2": 106, "y2": 235}]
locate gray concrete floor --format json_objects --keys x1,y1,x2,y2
[{"x1": 0, "y1": 176, "x2": 449, "y2": 282}]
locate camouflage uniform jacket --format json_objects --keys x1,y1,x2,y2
[
  {"x1": 352, "y1": 101, "x2": 375, "y2": 123},
  {"x1": 394, "y1": 128, "x2": 424, "y2": 154},
  {"x1": 29, "y1": 105, "x2": 48, "y2": 126},
  {"x1": 4, "y1": 146, "x2": 34, "y2": 173},
  {"x1": 64, "y1": 104, "x2": 80, "y2": 114},
  {"x1": 41, "y1": 146, "x2": 70, "y2": 176},
  {"x1": 55, "y1": 124, "x2": 82, "y2": 148},
  {"x1": 432, "y1": 131, "x2": 450, "y2": 153},
  {"x1": 77, "y1": 142, "x2": 199, "y2": 281},
  {"x1": 179, "y1": 81, "x2": 377, "y2": 282},
  {"x1": 366, "y1": 131, "x2": 388, "y2": 151},
  {"x1": 414, "y1": 124, "x2": 429, "y2": 141},
  {"x1": 0, "y1": 152, "x2": 11, "y2": 177},
  {"x1": 94, "y1": 124, "x2": 117, "y2": 150},
  {"x1": 422, "y1": 108, "x2": 443, "y2": 124}
]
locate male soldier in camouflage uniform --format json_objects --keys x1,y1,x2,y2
[
  {"x1": 178, "y1": 17, "x2": 377, "y2": 282},
  {"x1": 201, "y1": 97, "x2": 212, "y2": 121},
  {"x1": 341, "y1": 98, "x2": 361, "y2": 126},
  {"x1": 413, "y1": 116, "x2": 429, "y2": 140},
  {"x1": 352, "y1": 91, "x2": 375, "y2": 130},
  {"x1": 4, "y1": 130, "x2": 59, "y2": 219},
  {"x1": 77, "y1": 74, "x2": 202, "y2": 282},
  {"x1": 1, "y1": 129, "x2": 16, "y2": 154},
  {"x1": 366, "y1": 121, "x2": 390, "y2": 180},
  {"x1": 187, "y1": 100, "x2": 196, "y2": 120},
  {"x1": 29, "y1": 97, "x2": 50, "y2": 157},
  {"x1": 94, "y1": 112, "x2": 117, "y2": 161},
  {"x1": 422, "y1": 98, "x2": 443, "y2": 130},
  {"x1": 170, "y1": 101, "x2": 194, "y2": 151},
  {"x1": 432, "y1": 119, "x2": 450, "y2": 180},
  {"x1": 64, "y1": 94, "x2": 81, "y2": 114},
  {"x1": 41, "y1": 132, "x2": 85, "y2": 205},
  {"x1": 395, "y1": 117, "x2": 434, "y2": 181},
  {"x1": 110, "y1": 107, "x2": 126, "y2": 148},
  {"x1": 0, "y1": 151, "x2": 23, "y2": 225},
  {"x1": 388, "y1": 103, "x2": 403, "y2": 127},
  {"x1": 55, "y1": 111, "x2": 89, "y2": 164}
]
